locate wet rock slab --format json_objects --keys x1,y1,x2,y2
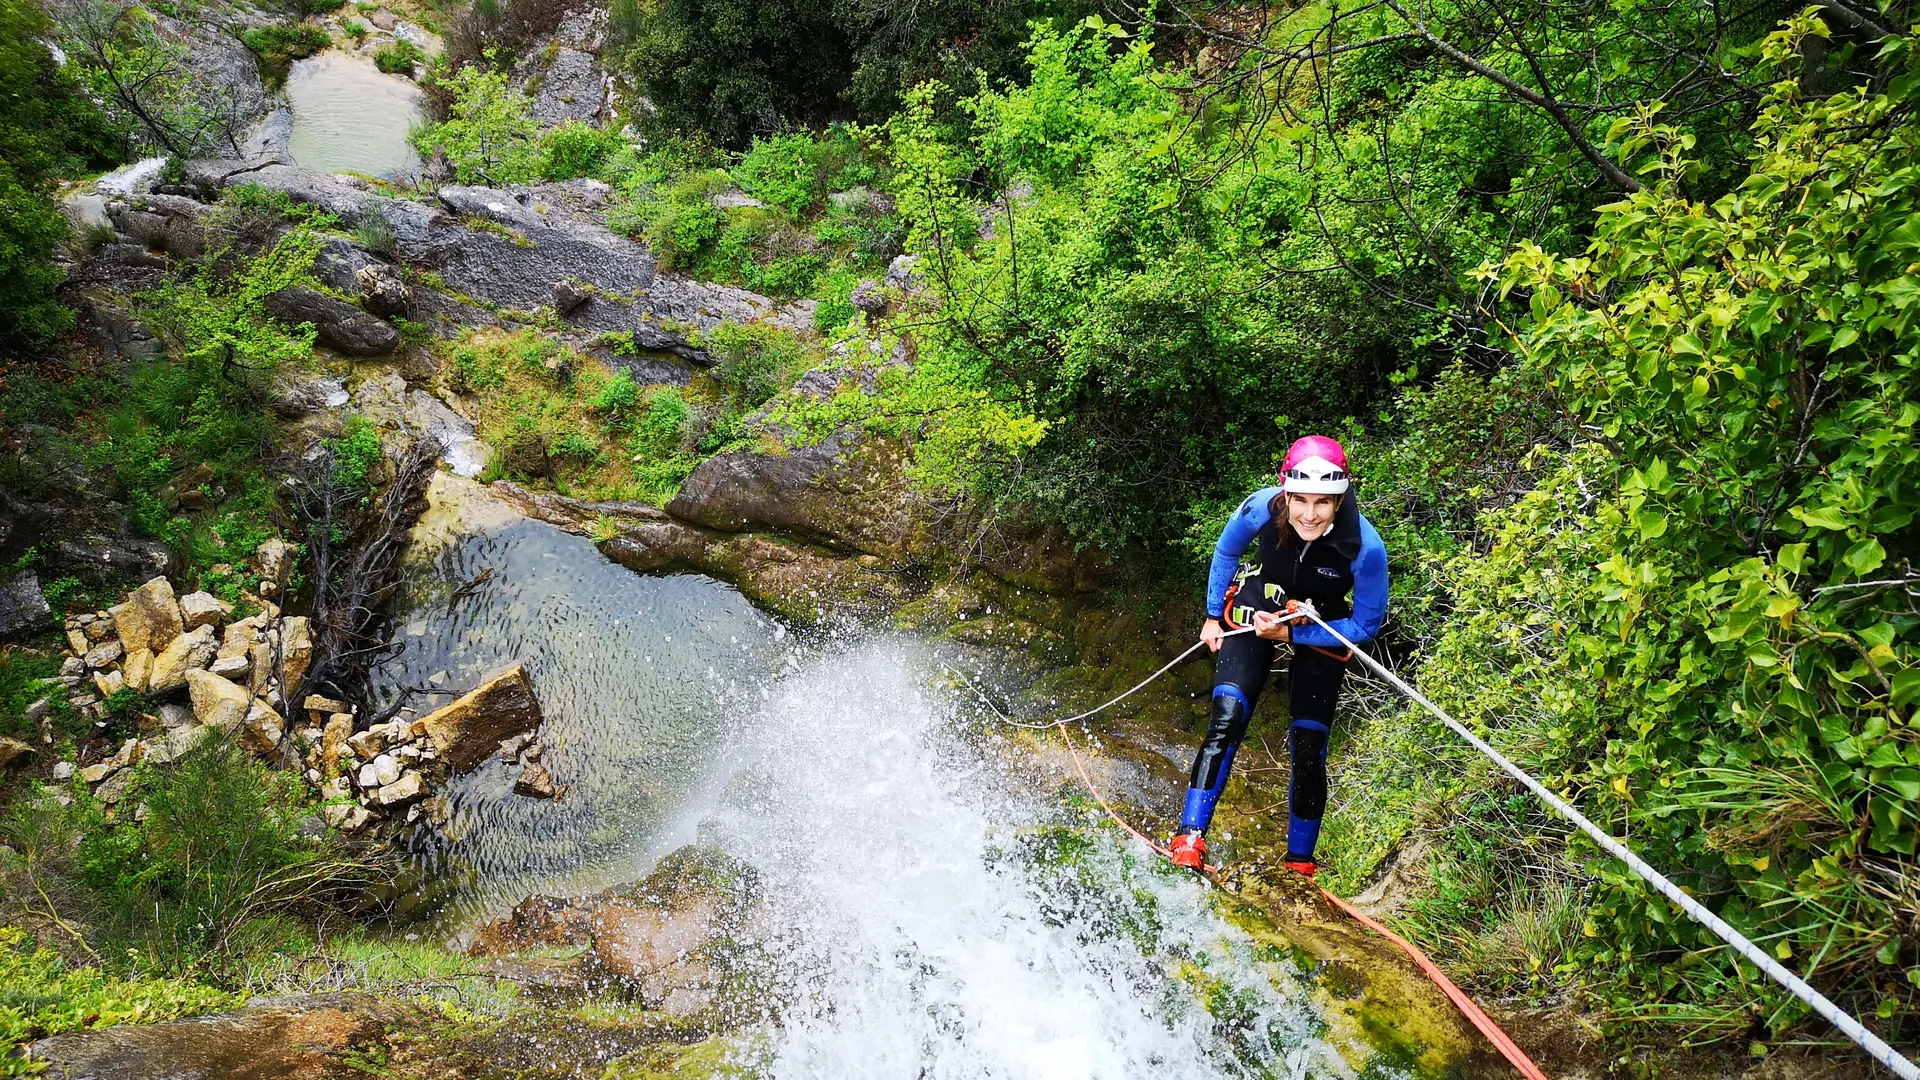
[{"x1": 26, "y1": 993, "x2": 424, "y2": 1079}]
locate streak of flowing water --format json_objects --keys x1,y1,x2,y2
[
  {"x1": 285, "y1": 53, "x2": 423, "y2": 179},
  {"x1": 389, "y1": 509, "x2": 1411, "y2": 1077}
]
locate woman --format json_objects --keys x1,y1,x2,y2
[{"x1": 1168, "y1": 436, "x2": 1388, "y2": 876}]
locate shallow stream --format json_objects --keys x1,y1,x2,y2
[{"x1": 379, "y1": 498, "x2": 1418, "y2": 1078}]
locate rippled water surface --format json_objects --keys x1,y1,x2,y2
[
  {"x1": 374, "y1": 513, "x2": 777, "y2": 923},
  {"x1": 285, "y1": 53, "x2": 423, "y2": 178},
  {"x1": 390, "y1": 499, "x2": 1412, "y2": 1077}
]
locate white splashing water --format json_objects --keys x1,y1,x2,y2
[{"x1": 690, "y1": 638, "x2": 1400, "y2": 1080}]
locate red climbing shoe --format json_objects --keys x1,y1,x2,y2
[
  {"x1": 1167, "y1": 832, "x2": 1207, "y2": 870},
  {"x1": 1283, "y1": 856, "x2": 1318, "y2": 877}
]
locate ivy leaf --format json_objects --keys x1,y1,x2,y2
[
  {"x1": 1843, "y1": 537, "x2": 1887, "y2": 575},
  {"x1": 1790, "y1": 504, "x2": 1851, "y2": 530}
]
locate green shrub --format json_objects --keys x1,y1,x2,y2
[
  {"x1": 733, "y1": 133, "x2": 820, "y2": 217},
  {"x1": 240, "y1": 23, "x2": 331, "y2": 83},
  {"x1": 706, "y1": 321, "x2": 804, "y2": 411},
  {"x1": 373, "y1": 37, "x2": 422, "y2": 75},
  {"x1": 73, "y1": 741, "x2": 341, "y2": 970},
  {"x1": 325, "y1": 416, "x2": 384, "y2": 491},
  {"x1": 341, "y1": 20, "x2": 367, "y2": 42},
  {"x1": 448, "y1": 344, "x2": 507, "y2": 392},
  {"x1": 0, "y1": 926, "x2": 238, "y2": 1065},
  {"x1": 590, "y1": 369, "x2": 638, "y2": 423},
  {"x1": 540, "y1": 121, "x2": 623, "y2": 180},
  {"x1": 411, "y1": 57, "x2": 537, "y2": 181}
]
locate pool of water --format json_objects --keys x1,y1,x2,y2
[
  {"x1": 372, "y1": 502, "x2": 780, "y2": 924},
  {"x1": 285, "y1": 53, "x2": 423, "y2": 179}
]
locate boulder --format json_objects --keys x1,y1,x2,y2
[
  {"x1": 0, "y1": 737, "x2": 34, "y2": 769},
  {"x1": 374, "y1": 770, "x2": 424, "y2": 806},
  {"x1": 122, "y1": 647, "x2": 155, "y2": 691},
  {"x1": 150, "y1": 624, "x2": 219, "y2": 692},
  {"x1": 353, "y1": 263, "x2": 411, "y2": 319},
  {"x1": 186, "y1": 667, "x2": 251, "y2": 731},
  {"x1": 93, "y1": 669, "x2": 125, "y2": 697},
  {"x1": 418, "y1": 663, "x2": 543, "y2": 773},
  {"x1": 0, "y1": 571, "x2": 51, "y2": 638},
  {"x1": 323, "y1": 802, "x2": 375, "y2": 831},
  {"x1": 254, "y1": 538, "x2": 295, "y2": 585},
  {"x1": 240, "y1": 699, "x2": 286, "y2": 755},
  {"x1": 79, "y1": 761, "x2": 118, "y2": 784},
  {"x1": 320, "y1": 713, "x2": 354, "y2": 772},
  {"x1": 84, "y1": 639, "x2": 124, "y2": 669},
  {"x1": 513, "y1": 762, "x2": 561, "y2": 799},
  {"x1": 95, "y1": 767, "x2": 136, "y2": 805},
  {"x1": 178, "y1": 590, "x2": 232, "y2": 630},
  {"x1": 263, "y1": 286, "x2": 399, "y2": 356},
  {"x1": 209, "y1": 654, "x2": 251, "y2": 681},
  {"x1": 552, "y1": 277, "x2": 590, "y2": 314},
  {"x1": 667, "y1": 432, "x2": 918, "y2": 560},
  {"x1": 357, "y1": 753, "x2": 402, "y2": 790},
  {"x1": 279, "y1": 616, "x2": 313, "y2": 693},
  {"x1": 345, "y1": 727, "x2": 387, "y2": 760},
  {"x1": 304, "y1": 694, "x2": 350, "y2": 716},
  {"x1": 110, "y1": 576, "x2": 184, "y2": 653},
  {"x1": 145, "y1": 723, "x2": 213, "y2": 765}
]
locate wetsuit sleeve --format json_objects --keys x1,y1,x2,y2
[
  {"x1": 1292, "y1": 517, "x2": 1388, "y2": 647},
  {"x1": 1206, "y1": 488, "x2": 1278, "y2": 618}
]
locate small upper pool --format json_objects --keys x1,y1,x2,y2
[{"x1": 285, "y1": 53, "x2": 423, "y2": 179}]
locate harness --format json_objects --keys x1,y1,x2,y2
[{"x1": 1221, "y1": 495, "x2": 1357, "y2": 662}]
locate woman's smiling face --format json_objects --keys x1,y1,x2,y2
[{"x1": 1286, "y1": 492, "x2": 1340, "y2": 540}]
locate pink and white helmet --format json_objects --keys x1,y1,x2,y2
[{"x1": 1281, "y1": 436, "x2": 1350, "y2": 495}]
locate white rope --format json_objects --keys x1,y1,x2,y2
[
  {"x1": 1290, "y1": 602, "x2": 1920, "y2": 1080},
  {"x1": 966, "y1": 625, "x2": 1257, "y2": 730}
]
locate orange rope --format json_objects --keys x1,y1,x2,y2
[{"x1": 1054, "y1": 722, "x2": 1551, "y2": 1080}]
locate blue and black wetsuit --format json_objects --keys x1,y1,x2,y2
[{"x1": 1182, "y1": 487, "x2": 1388, "y2": 861}]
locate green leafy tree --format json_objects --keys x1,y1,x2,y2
[
  {"x1": 1335, "y1": 12, "x2": 1920, "y2": 1039},
  {"x1": 413, "y1": 58, "x2": 541, "y2": 184},
  {"x1": 0, "y1": 0, "x2": 121, "y2": 350},
  {"x1": 57, "y1": 0, "x2": 257, "y2": 157}
]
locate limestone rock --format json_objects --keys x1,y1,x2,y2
[
  {"x1": 110, "y1": 576, "x2": 184, "y2": 653},
  {"x1": 84, "y1": 639, "x2": 124, "y2": 669},
  {"x1": 240, "y1": 699, "x2": 286, "y2": 755},
  {"x1": 513, "y1": 761, "x2": 561, "y2": 799},
  {"x1": 79, "y1": 761, "x2": 119, "y2": 784},
  {"x1": 0, "y1": 737, "x2": 34, "y2": 769},
  {"x1": 375, "y1": 770, "x2": 424, "y2": 806},
  {"x1": 60, "y1": 657, "x2": 85, "y2": 677},
  {"x1": 357, "y1": 753, "x2": 402, "y2": 790},
  {"x1": 66, "y1": 628, "x2": 89, "y2": 656},
  {"x1": 323, "y1": 802, "x2": 374, "y2": 831},
  {"x1": 51, "y1": 760, "x2": 75, "y2": 781},
  {"x1": 253, "y1": 538, "x2": 295, "y2": 587},
  {"x1": 263, "y1": 286, "x2": 399, "y2": 356},
  {"x1": 0, "y1": 571, "x2": 52, "y2": 638},
  {"x1": 354, "y1": 262, "x2": 411, "y2": 318},
  {"x1": 552, "y1": 277, "x2": 590, "y2": 314},
  {"x1": 345, "y1": 727, "x2": 387, "y2": 760},
  {"x1": 279, "y1": 616, "x2": 313, "y2": 694},
  {"x1": 123, "y1": 648, "x2": 154, "y2": 692},
  {"x1": 186, "y1": 667, "x2": 251, "y2": 732},
  {"x1": 150, "y1": 624, "x2": 218, "y2": 692},
  {"x1": 177, "y1": 590, "x2": 231, "y2": 630},
  {"x1": 320, "y1": 713, "x2": 354, "y2": 772},
  {"x1": 93, "y1": 669, "x2": 125, "y2": 697},
  {"x1": 145, "y1": 723, "x2": 212, "y2": 765},
  {"x1": 95, "y1": 768, "x2": 136, "y2": 805},
  {"x1": 418, "y1": 663, "x2": 543, "y2": 773},
  {"x1": 304, "y1": 694, "x2": 349, "y2": 716},
  {"x1": 218, "y1": 617, "x2": 263, "y2": 658},
  {"x1": 209, "y1": 654, "x2": 250, "y2": 680}
]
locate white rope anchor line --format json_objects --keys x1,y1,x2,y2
[
  {"x1": 1287, "y1": 601, "x2": 1920, "y2": 1080},
  {"x1": 969, "y1": 625, "x2": 1259, "y2": 730}
]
